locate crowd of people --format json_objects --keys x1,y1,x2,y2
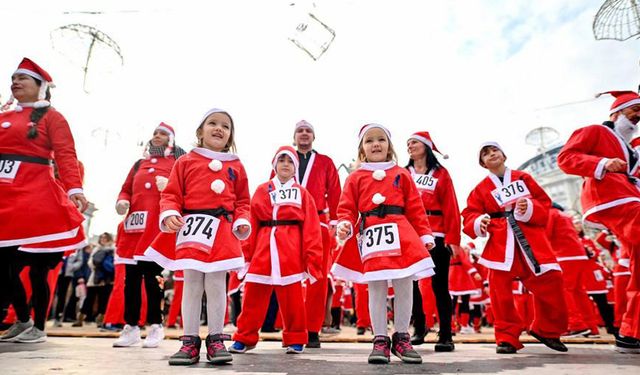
[{"x1": 1, "y1": 58, "x2": 639, "y2": 366}]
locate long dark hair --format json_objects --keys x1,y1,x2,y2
[
  {"x1": 406, "y1": 145, "x2": 442, "y2": 173},
  {"x1": 26, "y1": 79, "x2": 50, "y2": 139}
]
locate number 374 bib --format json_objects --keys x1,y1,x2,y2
[
  {"x1": 176, "y1": 214, "x2": 221, "y2": 253},
  {"x1": 359, "y1": 223, "x2": 401, "y2": 261}
]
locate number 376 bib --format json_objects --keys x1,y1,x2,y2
[
  {"x1": 359, "y1": 223, "x2": 401, "y2": 261},
  {"x1": 176, "y1": 214, "x2": 221, "y2": 253},
  {"x1": 491, "y1": 180, "x2": 531, "y2": 207}
]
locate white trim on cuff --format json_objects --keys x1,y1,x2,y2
[
  {"x1": 420, "y1": 234, "x2": 435, "y2": 247},
  {"x1": 595, "y1": 158, "x2": 609, "y2": 180},
  {"x1": 514, "y1": 198, "x2": 533, "y2": 223},
  {"x1": 474, "y1": 214, "x2": 489, "y2": 238},
  {"x1": 233, "y1": 218, "x2": 251, "y2": 240},
  {"x1": 159, "y1": 210, "x2": 181, "y2": 232},
  {"x1": 67, "y1": 188, "x2": 83, "y2": 197}
]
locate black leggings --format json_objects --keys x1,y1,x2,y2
[
  {"x1": 412, "y1": 237, "x2": 452, "y2": 338},
  {"x1": 452, "y1": 294, "x2": 471, "y2": 314},
  {"x1": 124, "y1": 261, "x2": 164, "y2": 326},
  {"x1": 80, "y1": 285, "x2": 113, "y2": 319},
  {"x1": 589, "y1": 293, "x2": 614, "y2": 331}
]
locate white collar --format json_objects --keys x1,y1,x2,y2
[
  {"x1": 192, "y1": 147, "x2": 239, "y2": 161},
  {"x1": 488, "y1": 167, "x2": 512, "y2": 188},
  {"x1": 271, "y1": 176, "x2": 296, "y2": 189},
  {"x1": 359, "y1": 161, "x2": 396, "y2": 171}
]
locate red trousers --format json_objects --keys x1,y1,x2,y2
[
  {"x1": 166, "y1": 280, "x2": 183, "y2": 326},
  {"x1": 591, "y1": 203, "x2": 640, "y2": 339},
  {"x1": 103, "y1": 264, "x2": 147, "y2": 326},
  {"x1": 614, "y1": 273, "x2": 631, "y2": 328},
  {"x1": 513, "y1": 293, "x2": 533, "y2": 332},
  {"x1": 418, "y1": 277, "x2": 437, "y2": 328},
  {"x1": 233, "y1": 282, "x2": 307, "y2": 346},
  {"x1": 488, "y1": 250, "x2": 568, "y2": 349},
  {"x1": 354, "y1": 283, "x2": 371, "y2": 329},
  {"x1": 560, "y1": 259, "x2": 598, "y2": 332},
  {"x1": 305, "y1": 226, "x2": 331, "y2": 333}
]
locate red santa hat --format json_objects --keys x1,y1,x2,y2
[
  {"x1": 272, "y1": 145, "x2": 299, "y2": 172},
  {"x1": 596, "y1": 91, "x2": 640, "y2": 115},
  {"x1": 358, "y1": 123, "x2": 391, "y2": 143},
  {"x1": 408, "y1": 131, "x2": 449, "y2": 159},
  {"x1": 156, "y1": 122, "x2": 175, "y2": 156},
  {"x1": 2, "y1": 58, "x2": 55, "y2": 111},
  {"x1": 199, "y1": 108, "x2": 234, "y2": 127},
  {"x1": 478, "y1": 141, "x2": 506, "y2": 165}
]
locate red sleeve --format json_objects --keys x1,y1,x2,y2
[
  {"x1": 302, "y1": 189, "x2": 324, "y2": 280},
  {"x1": 160, "y1": 158, "x2": 186, "y2": 214},
  {"x1": 48, "y1": 111, "x2": 83, "y2": 192},
  {"x1": 519, "y1": 173, "x2": 551, "y2": 227},
  {"x1": 462, "y1": 184, "x2": 486, "y2": 239},
  {"x1": 402, "y1": 171, "x2": 433, "y2": 240},
  {"x1": 233, "y1": 163, "x2": 251, "y2": 223},
  {"x1": 557, "y1": 126, "x2": 607, "y2": 179},
  {"x1": 325, "y1": 158, "x2": 342, "y2": 222},
  {"x1": 337, "y1": 173, "x2": 359, "y2": 231},
  {"x1": 545, "y1": 208, "x2": 558, "y2": 239},
  {"x1": 117, "y1": 161, "x2": 139, "y2": 202},
  {"x1": 458, "y1": 248, "x2": 477, "y2": 274},
  {"x1": 438, "y1": 168, "x2": 461, "y2": 246},
  {"x1": 245, "y1": 193, "x2": 261, "y2": 263}
]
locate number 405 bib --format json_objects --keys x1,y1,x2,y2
[
  {"x1": 360, "y1": 223, "x2": 401, "y2": 261},
  {"x1": 491, "y1": 180, "x2": 531, "y2": 208},
  {"x1": 176, "y1": 214, "x2": 221, "y2": 253}
]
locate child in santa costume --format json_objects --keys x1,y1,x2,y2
[
  {"x1": 448, "y1": 244, "x2": 482, "y2": 335},
  {"x1": 0, "y1": 58, "x2": 88, "y2": 344},
  {"x1": 144, "y1": 108, "x2": 251, "y2": 365},
  {"x1": 405, "y1": 131, "x2": 460, "y2": 350},
  {"x1": 597, "y1": 230, "x2": 631, "y2": 335},
  {"x1": 229, "y1": 146, "x2": 323, "y2": 354},
  {"x1": 334, "y1": 123, "x2": 436, "y2": 364},
  {"x1": 461, "y1": 142, "x2": 568, "y2": 354}
]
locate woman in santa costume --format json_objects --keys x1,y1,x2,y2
[
  {"x1": 405, "y1": 131, "x2": 460, "y2": 351},
  {"x1": 229, "y1": 146, "x2": 323, "y2": 355},
  {"x1": 448, "y1": 244, "x2": 482, "y2": 335},
  {"x1": 0, "y1": 58, "x2": 87, "y2": 344},
  {"x1": 144, "y1": 108, "x2": 250, "y2": 366},
  {"x1": 461, "y1": 142, "x2": 568, "y2": 354},
  {"x1": 111, "y1": 122, "x2": 185, "y2": 348},
  {"x1": 334, "y1": 123, "x2": 435, "y2": 364}
]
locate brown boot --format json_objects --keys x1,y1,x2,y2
[{"x1": 71, "y1": 313, "x2": 86, "y2": 327}]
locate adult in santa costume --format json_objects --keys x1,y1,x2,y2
[
  {"x1": 145, "y1": 108, "x2": 250, "y2": 365},
  {"x1": 288, "y1": 120, "x2": 341, "y2": 348},
  {"x1": 462, "y1": 142, "x2": 568, "y2": 354},
  {"x1": 597, "y1": 230, "x2": 631, "y2": 335},
  {"x1": 230, "y1": 146, "x2": 323, "y2": 354},
  {"x1": 0, "y1": 58, "x2": 87, "y2": 344},
  {"x1": 334, "y1": 123, "x2": 435, "y2": 364},
  {"x1": 545, "y1": 203, "x2": 599, "y2": 337},
  {"x1": 405, "y1": 131, "x2": 460, "y2": 350},
  {"x1": 557, "y1": 90, "x2": 640, "y2": 353},
  {"x1": 111, "y1": 122, "x2": 185, "y2": 349}
]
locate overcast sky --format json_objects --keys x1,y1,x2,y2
[{"x1": 1, "y1": 0, "x2": 638, "y2": 237}]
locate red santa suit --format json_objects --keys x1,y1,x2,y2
[
  {"x1": 449, "y1": 245, "x2": 481, "y2": 297},
  {"x1": 557, "y1": 93, "x2": 640, "y2": 339},
  {"x1": 332, "y1": 161, "x2": 435, "y2": 282},
  {"x1": 598, "y1": 232, "x2": 632, "y2": 330},
  {"x1": 166, "y1": 270, "x2": 184, "y2": 327},
  {"x1": 145, "y1": 148, "x2": 250, "y2": 273},
  {"x1": 545, "y1": 207, "x2": 597, "y2": 334},
  {"x1": 462, "y1": 165, "x2": 567, "y2": 350}
]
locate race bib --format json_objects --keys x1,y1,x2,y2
[
  {"x1": 594, "y1": 269, "x2": 604, "y2": 282},
  {"x1": 0, "y1": 160, "x2": 21, "y2": 184},
  {"x1": 270, "y1": 187, "x2": 302, "y2": 207},
  {"x1": 491, "y1": 180, "x2": 531, "y2": 207},
  {"x1": 360, "y1": 223, "x2": 401, "y2": 261},
  {"x1": 176, "y1": 214, "x2": 220, "y2": 253},
  {"x1": 412, "y1": 174, "x2": 438, "y2": 193},
  {"x1": 124, "y1": 211, "x2": 148, "y2": 233}
]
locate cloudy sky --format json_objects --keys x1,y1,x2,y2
[{"x1": 1, "y1": 0, "x2": 638, "y2": 236}]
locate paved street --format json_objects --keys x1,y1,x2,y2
[{"x1": 1, "y1": 337, "x2": 637, "y2": 375}]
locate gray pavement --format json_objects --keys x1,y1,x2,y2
[{"x1": 0, "y1": 337, "x2": 637, "y2": 375}]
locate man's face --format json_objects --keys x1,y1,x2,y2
[
  {"x1": 294, "y1": 127, "x2": 314, "y2": 149},
  {"x1": 620, "y1": 104, "x2": 640, "y2": 125}
]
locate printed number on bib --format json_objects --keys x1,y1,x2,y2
[
  {"x1": 0, "y1": 160, "x2": 21, "y2": 184},
  {"x1": 491, "y1": 180, "x2": 531, "y2": 207},
  {"x1": 360, "y1": 223, "x2": 401, "y2": 260},
  {"x1": 594, "y1": 270, "x2": 604, "y2": 282},
  {"x1": 124, "y1": 211, "x2": 148, "y2": 233},
  {"x1": 176, "y1": 214, "x2": 220, "y2": 253},
  {"x1": 412, "y1": 174, "x2": 438, "y2": 193},
  {"x1": 271, "y1": 187, "x2": 302, "y2": 207}
]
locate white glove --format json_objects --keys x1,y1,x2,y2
[
  {"x1": 115, "y1": 200, "x2": 130, "y2": 215},
  {"x1": 155, "y1": 176, "x2": 169, "y2": 191}
]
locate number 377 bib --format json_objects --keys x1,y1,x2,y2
[
  {"x1": 359, "y1": 223, "x2": 401, "y2": 261},
  {"x1": 176, "y1": 214, "x2": 221, "y2": 253},
  {"x1": 491, "y1": 180, "x2": 531, "y2": 208}
]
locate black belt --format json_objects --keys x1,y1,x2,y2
[
  {"x1": 499, "y1": 210, "x2": 541, "y2": 273},
  {"x1": 183, "y1": 208, "x2": 233, "y2": 223},
  {"x1": 0, "y1": 153, "x2": 51, "y2": 165},
  {"x1": 260, "y1": 220, "x2": 301, "y2": 227},
  {"x1": 359, "y1": 204, "x2": 404, "y2": 235},
  {"x1": 488, "y1": 212, "x2": 507, "y2": 218},
  {"x1": 317, "y1": 210, "x2": 327, "y2": 215},
  {"x1": 426, "y1": 210, "x2": 443, "y2": 216}
]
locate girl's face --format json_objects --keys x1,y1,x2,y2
[
  {"x1": 151, "y1": 129, "x2": 170, "y2": 147},
  {"x1": 480, "y1": 146, "x2": 506, "y2": 169},
  {"x1": 199, "y1": 112, "x2": 232, "y2": 152},
  {"x1": 407, "y1": 139, "x2": 426, "y2": 161},
  {"x1": 275, "y1": 154, "x2": 296, "y2": 182},
  {"x1": 10, "y1": 74, "x2": 39, "y2": 103},
  {"x1": 362, "y1": 128, "x2": 389, "y2": 162}
]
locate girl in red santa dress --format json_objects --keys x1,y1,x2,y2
[
  {"x1": 461, "y1": 142, "x2": 568, "y2": 354},
  {"x1": 0, "y1": 58, "x2": 88, "y2": 344},
  {"x1": 448, "y1": 244, "x2": 482, "y2": 335},
  {"x1": 144, "y1": 108, "x2": 250, "y2": 366},
  {"x1": 334, "y1": 123, "x2": 436, "y2": 364},
  {"x1": 229, "y1": 146, "x2": 323, "y2": 354},
  {"x1": 111, "y1": 123, "x2": 185, "y2": 348},
  {"x1": 405, "y1": 131, "x2": 460, "y2": 351}
]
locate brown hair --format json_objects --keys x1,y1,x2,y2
[
  {"x1": 27, "y1": 78, "x2": 51, "y2": 139},
  {"x1": 478, "y1": 145, "x2": 506, "y2": 167},
  {"x1": 356, "y1": 131, "x2": 398, "y2": 163},
  {"x1": 196, "y1": 111, "x2": 236, "y2": 153}
]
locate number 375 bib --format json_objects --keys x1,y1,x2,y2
[{"x1": 359, "y1": 223, "x2": 401, "y2": 261}]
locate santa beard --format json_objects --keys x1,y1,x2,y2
[{"x1": 614, "y1": 114, "x2": 637, "y2": 142}]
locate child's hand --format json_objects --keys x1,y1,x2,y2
[
  {"x1": 236, "y1": 225, "x2": 250, "y2": 235},
  {"x1": 164, "y1": 215, "x2": 184, "y2": 232},
  {"x1": 473, "y1": 273, "x2": 482, "y2": 281},
  {"x1": 336, "y1": 222, "x2": 352, "y2": 241},
  {"x1": 480, "y1": 215, "x2": 490, "y2": 235},
  {"x1": 425, "y1": 242, "x2": 435, "y2": 251},
  {"x1": 515, "y1": 198, "x2": 528, "y2": 215}
]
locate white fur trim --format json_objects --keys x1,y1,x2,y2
[
  {"x1": 359, "y1": 161, "x2": 396, "y2": 171},
  {"x1": 610, "y1": 98, "x2": 640, "y2": 114},
  {"x1": 199, "y1": 108, "x2": 231, "y2": 125},
  {"x1": 432, "y1": 231, "x2": 445, "y2": 238},
  {"x1": 595, "y1": 158, "x2": 609, "y2": 180},
  {"x1": 193, "y1": 147, "x2": 239, "y2": 161},
  {"x1": 583, "y1": 197, "x2": 640, "y2": 222},
  {"x1": 613, "y1": 271, "x2": 631, "y2": 276},
  {"x1": 159, "y1": 210, "x2": 182, "y2": 232},
  {"x1": 115, "y1": 254, "x2": 136, "y2": 265},
  {"x1": 557, "y1": 256, "x2": 589, "y2": 262},
  {"x1": 1, "y1": 122, "x2": 11, "y2": 128},
  {"x1": 410, "y1": 134, "x2": 433, "y2": 149},
  {"x1": 473, "y1": 214, "x2": 489, "y2": 238},
  {"x1": 144, "y1": 246, "x2": 245, "y2": 273},
  {"x1": 156, "y1": 125, "x2": 174, "y2": 137},
  {"x1": 244, "y1": 272, "x2": 305, "y2": 286},
  {"x1": 19, "y1": 238, "x2": 88, "y2": 253},
  {"x1": 0, "y1": 227, "x2": 79, "y2": 247},
  {"x1": 587, "y1": 290, "x2": 609, "y2": 295},
  {"x1": 513, "y1": 198, "x2": 533, "y2": 223},
  {"x1": 449, "y1": 289, "x2": 481, "y2": 296},
  {"x1": 467, "y1": 268, "x2": 478, "y2": 274},
  {"x1": 67, "y1": 188, "x2": 83, "y2": 197},
  {"x1": 272, "y1": 149, "x2": 299, "y2": 172},
  {"x1": 420, "y1": 234, "x2": 435, "y2": 247},
  {"x1": 232, "y1": 218, "x2": 251, "y2": 240},
  {"x1": 14, "y1": 68, "x2": 44, "y2": 82},
  {"x1": 358, "y1": 123, "x2": 391, "y2": 142}
]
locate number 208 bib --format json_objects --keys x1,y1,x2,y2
[
  {"x1": 491, "y1": 180, "x2": 531, "y2": 208},
  {"x1": 360, "y1": 223, "x2": 401, "y2": 261},
  {"x1": 124, "y1": 211, "x2": 148, "y2": 233},
  {"x1": 176, "y1": 214, "x2": 221, "y2": 253}
]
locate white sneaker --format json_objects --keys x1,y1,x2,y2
[
  {"x1": 142, "y1": 324, "x2": 165, "y2": 348},
  {"x1": 459, "y1": 326, "x2": 475, "y2": 335},
  {"x1": 113, "y1": 324, "x2": 141, "y2": 347},
  {"x1": 15, "y1": 327, "x2": 47, "y2": 343},
  {"x1": 0, "y1": 319, "x2": 34, "y2": 342}
]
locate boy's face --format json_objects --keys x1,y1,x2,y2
[
  {"x1": 276, "y1": 154, "x2": 296, "y2": 181},
  {"x1": 480, "y1": 146, "x2": 506, "y2": 169}
]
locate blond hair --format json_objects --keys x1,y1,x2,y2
[
  {"x1": 356, "y1": 133, "x2": 398, "y2": 163},
  {"x1": 195, "y1": 111, "x2": 237, "y2": 153}
]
